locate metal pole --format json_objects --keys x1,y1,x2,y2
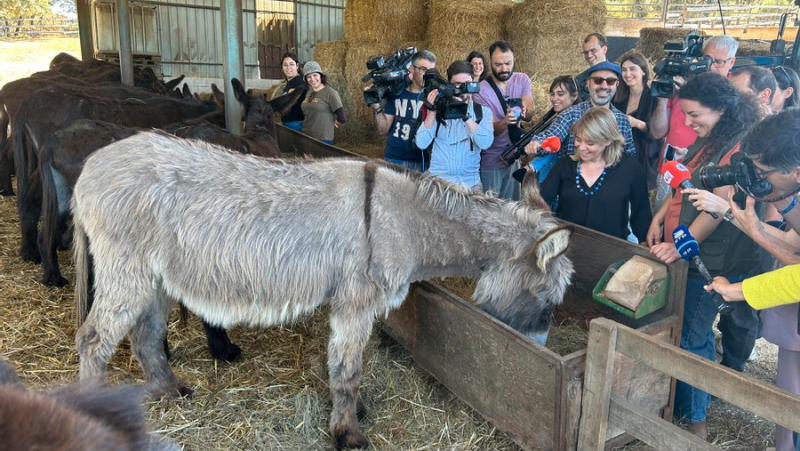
[
  {"x1": 220, "y1": 0, "x2": 244, "y2": 136},
  {"x1": 117, "y1": 0, "x2": 134, "y2": 86},
  {"x1": 76, "y1": 0, "x2": 94, "y2": 60},
  {"x1": 662, "y1": 0, "x2": 669, "y2": 27}
]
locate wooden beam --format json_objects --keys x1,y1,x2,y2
[{"x1": 577, "y1": 318, "x2": 618, "y2": 450}]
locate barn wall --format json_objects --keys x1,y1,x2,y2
[{"x1": 94, "y1": 0, "x2": 260, "y2": 79}]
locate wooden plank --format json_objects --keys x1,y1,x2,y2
[
  {"x1": 577, "y1": 319, "x2": 618, "y2": 450},
  {"x1": 615, "y1": 323, "x2": 800, "y2": 434},
  {"x1": 410, "y1": 285, "x2": 561, "y2": 450},
  {"x1": 609, "y1": 396, "x2": 718, "y2": 451}
]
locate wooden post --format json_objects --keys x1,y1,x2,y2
[{"x1": 577, "y1": 318, "x2": 618, "y2": 450}]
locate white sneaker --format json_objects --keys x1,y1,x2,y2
[{"x1": 748, "y1": 345, "x2": 759, "y2": 362}]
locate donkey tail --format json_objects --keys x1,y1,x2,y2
[{"x1": 74, "y1": 216, "x2": 91, "y2": 327}]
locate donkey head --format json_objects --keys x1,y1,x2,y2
[
  {"x1": 475, "y1": 173, "x2": 574, "y2": 346},
  {"x1": 229, "y1": 78, "x2": 304, "y2": 135}
]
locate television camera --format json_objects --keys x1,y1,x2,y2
[
  {"x1": 651, "y1": 31, "x2": 712, "y2": 98},
  {"x1": 361, "y1": 46, "x2": 418, "y2": 105},
  {"x1": 422, "y1": 69, "x2": 480, "y2": 121}
]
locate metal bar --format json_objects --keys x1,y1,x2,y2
[
  {"x1": 220, "y1": 0, "x2": 244, "y2": 136},
  {"x1": 117, "y1": 0, "x2": 135, "y2": 86}
]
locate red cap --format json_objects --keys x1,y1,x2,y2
[
  {"x1": 541, "y1": 136, "x2": 561, "y2": 153},
  {"x1": 661, "y1": 160, "x2": 691, "y2": 189}
]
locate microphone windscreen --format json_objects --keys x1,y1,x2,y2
[
  {"x1": 541, "y1": 136, "x2": 561, "y2": 153},
  {"x1": 661, "y1": 160, "x2": 691, "y2": 189},
  {"x1": 672, "y1": 225, "x2": 700, "y2": 260}
]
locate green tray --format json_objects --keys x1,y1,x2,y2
[{"x1": 592, "y1": 258, "x2": 670, "y2": 319}]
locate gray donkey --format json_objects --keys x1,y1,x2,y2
[{"x1": 72, "y1": 131, "x2": 574, "y2": 449}]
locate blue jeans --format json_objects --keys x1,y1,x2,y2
[
  {"x1": 674, "y1": 274, "x2": 755, "y2": 424},
  {"x1": 384, "y1": 158, "x2": 425, "y2": 172},
  {"x1": 283, "y1": 121, "x2": 303, "y2": 132}
]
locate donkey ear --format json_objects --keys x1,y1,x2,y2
[
  {"x1": 532, "y1": 224, "x2": 573, "y2": 271},
  {"x1": 520, "y1": 170, "x2": 549, "y2": 210}
]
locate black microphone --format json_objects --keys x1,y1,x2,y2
[{"x1": 673, "y1": 225, "x2": 734, "y2": 315}]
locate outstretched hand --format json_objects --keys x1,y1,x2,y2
[{"x1": 704, "y1": 276, "x2": 746, "y2": 302}]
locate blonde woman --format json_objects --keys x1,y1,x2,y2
[{"x1": 540, "y1": 107, "x2": 651, "y2": 241}]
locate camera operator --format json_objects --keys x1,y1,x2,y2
[
  {"x1": 690, "y1": 108, "x2": 800, "y2": 451},
  {"x1": 414, "y1": 61, "x2": 493, "y2": 191},
  {"x1": 473, "y1": 40, "x2": 534, "y2": 201},
  {"x1": 646, "y1": 72, "x2": 764, "y2": 440},
  {"x1": 521, "y1": 62, "x2": 635, "y2": 159},
  {"x1": 649, "y1": 35, "x2": 738, "y2": 208},
  {"x1": 371, "y1": 50, "x2": 437, "y2": 171}
]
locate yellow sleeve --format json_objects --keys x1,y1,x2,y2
[{"x1": 742, "y1": 264, "x2": 800, "y2": 309}]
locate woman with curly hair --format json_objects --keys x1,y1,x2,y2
[{"x1": 647, "y1": 71, "x2": 764, "y2": 440}]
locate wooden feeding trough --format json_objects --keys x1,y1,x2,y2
[{"x1": 276, "y1": 126, "x2": 687, "y2": 451}]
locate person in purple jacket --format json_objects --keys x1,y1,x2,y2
[{"x1": 473, "y1": 40, "x2": 534, "y2": 200}]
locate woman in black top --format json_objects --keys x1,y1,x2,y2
[
  {"x1": 280, "y1": 52, "x2": 307, "y2": 131},
  {"x1": 613, "y1": 50, "x2": 663, "y2": 190},
  {"x1": 540, "y1": 107, "x2": 651, "y2": 242}
]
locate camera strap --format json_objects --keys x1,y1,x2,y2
[{"x1": 487, "y1": 77, "x2": 523, "y2": 143}]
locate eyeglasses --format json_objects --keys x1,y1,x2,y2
[
  {"x1": 712, "y1": 57, "x2": 732, "y2": 67},
  {"x1": 589, "y1": 77, "x2": 618, "y2": 86},
  {"x1": 754, "y1": 166, "x2": 779, "y2": 178},
  {"x1": 282, "y1": 62, "x2": 297, "y2": 68},
  {"x1": 412, "y1": 65, "x2": 432, "y2": 74}
]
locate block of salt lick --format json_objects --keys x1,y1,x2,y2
[{"x1": 602, "y1": 255, "x2": 668, "y2": 311}]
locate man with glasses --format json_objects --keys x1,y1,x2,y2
[
  {"x1": 371, "y1": 49, "x2": 437, "y2": 171},
  {"x1": 473, "y1": 40, "x2": 534, "y2": 200},
  {"x1": 522, "y1": 61, "x2": 635, "y2": 158},
  {"x1": 649, "y1": 36, "x2": 739, "y2": 208},
  {"x1": 574, "y1": 32, "x2": 610, "y2": 101}
]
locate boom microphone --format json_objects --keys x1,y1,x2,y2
[
  {"x1": 661, "y1": 161, "x2": 719, "y2": 219},
  {"x1": 672, "y1": 225, "x2": 734, "y2": 315}
]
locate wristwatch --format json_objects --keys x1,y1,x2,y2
[{"x1": 723, "y1": 208, "x2": 734, "y2": 222}]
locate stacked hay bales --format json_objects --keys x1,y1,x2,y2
[
  {"x1": 736, "y1": 39, "x2": 771, "y2": 57},
  {"x1": 344, "y1": 0, "x2": 428, "y2": 44},
  {"x1": 506, "y1": 0, "x2": 606, "y2": 86},
  {"x1": 637, "y1": 28, "x2": 701, "y2": 68},
  {"x1": 313, "y1": 40, "x2": 348, "y2": 73},
  {"x1": 425, "y1": 0, "x2": 511, "y2": 70}
]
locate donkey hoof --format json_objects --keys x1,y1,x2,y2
[
  {"x1": 42, "y1": 274, "x2": 68, "y2": 287},
  {"x1": 150, "y1": 383, "x2": 193, "y2": 400},
  {"x1": 210, "y1": 343, "x2": 242, "y2": 363},
  {"x1": 333, "y1": 428, "x2": 369, "y2": 450}
]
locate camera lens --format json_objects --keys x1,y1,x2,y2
[{"x1": 699, "y1": 165, "x2": 737, "y2": 189}]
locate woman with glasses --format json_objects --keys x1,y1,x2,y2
[
  {"x1": 647, "y1": 72, "x2": 763, "y2": 441},
  {"x1": 613, "y1": 50, "x2": 664, "y2": 194},
  {"x1": 300, "y1": 61, "x2": 345, "y2": 145},
  {"x1": 466, "y1": 51, "x2": 487, "y2": 82},
  {"x1": 279, "y1": 52, "x2": 307, "y2": 132},
  {"x1": 772, "y1": 66, "x2": 800, "y2": 112}
]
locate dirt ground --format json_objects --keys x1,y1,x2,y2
[{"x1": 0, "y1": 36, "x2": 784, "y2": 451}]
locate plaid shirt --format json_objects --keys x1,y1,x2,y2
[{"x1": 531, "y1": 101, "x2": 636, "y2": 157}]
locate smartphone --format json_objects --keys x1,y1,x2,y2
[
  {"x1": 664, "y1": 144, "x2": 676, "y2": 162},
  {"x1": 507, "y1": 98, "x2": 523, "y2": 119}
]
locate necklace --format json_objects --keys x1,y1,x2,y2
[{"x1": 575, "y1": 161, "x2": 607, "y2": 196}]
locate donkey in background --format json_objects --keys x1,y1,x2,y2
[
  {"x1": 0, "y1": 358, "x2": 178, "y2": 451},
  {"x1": 71, "y1": 132, "x2": 574, "y2": 449}
]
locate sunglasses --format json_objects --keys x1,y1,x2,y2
[{"x1": 589, "y1": 76, "x2": 618, "y2": 86}]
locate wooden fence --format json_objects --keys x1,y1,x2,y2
[
  {"x1": 578, "y1": 317, "x2": 800, "y2": 450},
  {"x1": 606, "y1": 1, "x2": 797, "y2": 28},
  {"x1": 0, "y1": 17, "x2": 78, "y2": 37}
]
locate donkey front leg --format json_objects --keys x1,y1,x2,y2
[{"x1": 327, "y1": 307, "x2": 374, "y2": 449}]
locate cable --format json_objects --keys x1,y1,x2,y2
[{"x1": 716, "y1": 0, "x2": 727, "y2": 35}]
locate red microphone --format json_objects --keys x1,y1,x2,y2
[
  {"x1": 541, "y1": 136, "x2": 561, "y2": 153},
  {"x1": 661, "y1": 161, "x2": 719, "y2": 219}
]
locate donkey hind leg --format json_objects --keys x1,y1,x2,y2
[
  {"x1": 129, "y1": 289, "x2": 191, "y2": 398},
  {"x1": 327, "y1": 305, "x2": 375, "y2": 450},
  {"x1": 76, "y1": 286, "x2": 153, "y2": 383}
]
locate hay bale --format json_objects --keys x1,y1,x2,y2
[
  {"x1": 327, "y1": 69, "x2": 381, "y2": 145},
  {"x1": 736, "y1": 39, "x2": 771, "y2": 57},
  {"x1": 425, "y1": 0, "x2": 511, "y2": 69},
  {"x1": 344, "y1": 0, "x2": 428, "y2": 44},
  {"x1": 314, "y1": 40, "x2": 348, "y2": 73},
  {"x1": 528, "y1": 81, "x2": 552, "y2": 123},
  {"x1": 637, "y1": 28, "x2": 701, "y2": 68},
  {"x1": 506, "y1": 0, "x2": 605, "y2": 84}
]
